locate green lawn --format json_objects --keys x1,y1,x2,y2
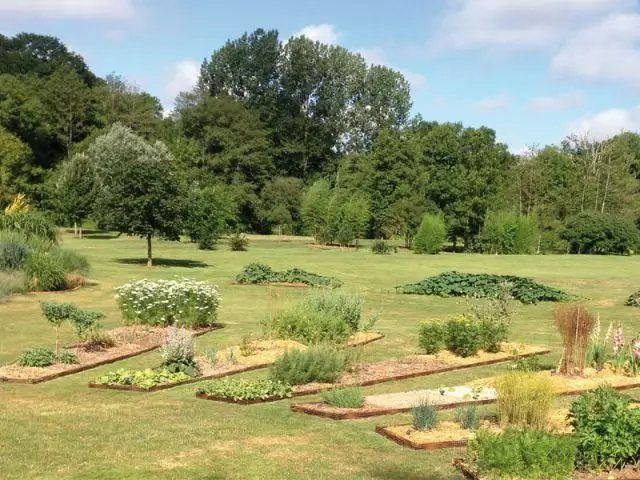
[{"x1": 1, "y1": 233, "x2": 639, "y2": 480}]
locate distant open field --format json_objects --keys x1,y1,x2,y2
[{"x1": 1, "y1": 232, "x2": 639, "y2": 480}]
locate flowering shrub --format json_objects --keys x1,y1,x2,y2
[{"x1": 115, "y1": 278, "x2": 220, "y2": 328}]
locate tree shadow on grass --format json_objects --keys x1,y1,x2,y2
[
  {"x1": 368, "y1": 466, "x2": 454, "y2": 480},
  {"x1": 114, "y1": 258, "x2": 209, "y2": 268},
  {"x1": 82, "y1": 233, "x2": 120, "y2": 240}
]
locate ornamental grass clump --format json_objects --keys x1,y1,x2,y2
[
  {"x1": 115, "y1": 278, "x2": 220, "y2": 328},
  {"x1": 412, "y1": 400, "x2": 438, "y2": 430},
  {"x1": 270, "y1": 344, "x2": 348, "y2": 385},
  {"x1": 494, "y1": 372, "x2": 556, "y2": 430},
  {"x1": 554, "y1": 304, "x2": 596, "y2": 375},
  {"x1": 321, "y1": 387, "x2": 365, "y2": 408}
]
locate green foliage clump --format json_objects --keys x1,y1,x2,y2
[
  {"x1": 95, "y1": 368, "x2": 192, "y2": 390},
  {"x1": 196, "y1": 378, "x2": 293, "y2": 401},
  {"x1": 228, "y1": 232, "x2": 249, "y2": 251},
  {"x1": 184, "y1": 185, "x2": 235, "y2": 250},
  {"x1": 412, "y1": 214, "x2": 446, "y2": 254},
  {"x1": 479, "y1": 211, "x2": 538, "y2": 254},
  {"x1": 17, "y1": 347, "x2": 56, "y2": 367},
  {"x1": 299, "y1": 290, "x2": 364, "y2": 332},
  {"x1": 510, "y1": 355, "x2": 544, "y2": 373},
  {"x1": 0, "y1": 212, "x2": 58, "y2": 243},
  {"x1": 418, "y1": 321, "x2": 446, "y2": 354},
  {"x1": 568, "y1": 386, "x2": 640, "y2": 470},
  {"x1": 370, "y1": 239, "x2": 395, "y2": 255},
  {"x1": 494, "y1": 372, "x2": 556, "y2": 429},
  {"x1": 396, "y1": 271, "x2": 569, "y2": 304},
  {"x1": 412, "y1": 402, "x2": 438, "y2": 430},
  {"x1": 51, "y1": 248, "x2": 89, "y2": 276},
  {"x1": 625, "y1": 290, "x2": 640, "y2": 307},
  {"x1": 469, "y1": 428, "x2": 577, "y2": 480},
  {"x1": 444, "y1": 314, "x2": 483, "y2": 357},
  {"x1": 235, "y1": 263, "x2": 342, "y2": 287},
  {"x1": 24, "y1": 250, "x2": 66, "y2": 291},
  {"x1": 270, "y1": 344, "x2": 347, "y2": 385},
  {"x1": 57, "y1": 350, "x2": 79, "y2": 364},
  {"x1": 455, "y1": 406, "x2": 480, "y2": 430},
  {"x1": 0, "y1": 231, "x2": 30, "y2": 271},
  {"x1": 321, "y1": 387, "x2": 365, "y2": 408},
  {"x1": 561, "y1": 211, "x2": 640, "y2": 255},
  {"x1": 116, "y1": 279, "x2": 220, "y2": 328}
]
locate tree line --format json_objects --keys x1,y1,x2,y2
[{"x1": 1, "y1": 30, "x2": 639, "y2": 256}]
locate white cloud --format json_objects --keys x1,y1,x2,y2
[
  {"x1": 432, "y1": 0, "x2": 633, "y2": 51},
  {"x1": 0, "y1": 0, "x2": 135, "y2": 19},
  {"x1": 357, "y1": 47, "x2": 387, "y2": 65},
  {"x1": 551, "y1": 13, "x2": 640, "y2": 85},
  {"x1": 473, "y1": 94, "x2": 511, "y2": 112},
  {"x1": 527, "y1": 91, "x2": 585, "y2": 111},
  {"x1": 357, "y1": 47, "x2": 427, "y2": 91},
  {"x1": 293, "y1": 24, "x2": 340, "y2": 45},
  {"x1": 399, "y1": 69, "x2": 428, "y2": 91},
  {"x1": 163, "y1": 60, "x2": 200, "y2": 109},
  {"x1": 568, "y1": 106, "x2": 640, "y2": 141}
]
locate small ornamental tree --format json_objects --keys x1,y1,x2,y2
[
  {"x1": 413, "y1": 213, "x2": 446, "y2": 254},
  {"x1": 90, "y1": 124, "x2": 183, "y2": 266},
  {"x1": 41, "y1": 302, "x2": 77, "y2": 357}
]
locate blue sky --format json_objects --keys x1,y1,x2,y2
[{"x1": 1, "y1": 0, "x2": 640, "y2": 152}]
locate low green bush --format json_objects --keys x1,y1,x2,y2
[
  {"x1": 510, "y1": 355, "x2": 544, "y2": 373},
  {"x1": 568, "y1": 386, "x2": 640, "y2": 470},
  {"x1": 57, "y1": 350, "x2": 79, "y2": 364},
  {"x1": 412, "y1": 402, "x2": 438, "y2": 430},
  {"x1": 469, "y1": 428, "x2": 577, "y2": 480},
  {"x1": 321, "y1": 387, "x2": 365, "y2": 408},
  {"x1": 370, "y1": 239, "x2": 395, "y2": 255},
  {"x1": 270, "y1": 344, "x2": 347, "y2": 385},
  {"x1": 418, "y1": 321, "x2": 446, "y2": 354},
  {"x1": 17, "y1": 347, "x2": 56, "y2": 367},
  {"x1": 94, "y1": 368, "x2": 192, "y2": 390},
  {"x1": 24, "y1": 251, "x2": 66, "y2": 291},
  {"x1": 229, "y1": 232, "x2": 249, "y2": 251},
  {"x1": 396, "y1": 271, "x2": 569, "y2": 304},
  {"x1": 299, "y1": 290, "x2": 363, "y2": 332},
  {"x1": 445, "y1": 314, "x2": 483, "y2": 357},
  {"x1": 494, "y1": 372, "x2": 556, "y2": 429},
  {"x1": 235, "y1": 263, "x2": 342, "y2": 288},
  {"x1": 413, "y1": 214, "x2": 446, "y2": 254},
  {"x1": 195, "y1": 378, "x2": 293, "y2": 401},
  {"x1": 263, "y1": 307, "x2": 352, "y2": 344},
  {"x1": 561, "y1": 211, "x2": 640, "y2": 255},
  {"x1": 0, "y1": 231, "x2": 30, "y2": 271},
  {"x1": 625, "y1": 290, "x2": 640, "y2": 307}
]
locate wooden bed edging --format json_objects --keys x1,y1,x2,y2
[
  {"x1": 87, "y1": 334, "x2": 383, "y2": 393},
  {"x1": 375, "y1": 426, "x2": 469, "y2": 450},
  {"x1": 0, "y1": 325, "x2": 223, "y2": 385},
  {"x1": 290, "y1": 398, "x2": 495, "y2": 420},
  {"x1": 195, "y1": 347, "x2": 550, "y2": 405}
]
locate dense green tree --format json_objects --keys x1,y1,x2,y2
[
  {"x1": 413, "y1": 214, "x2": 446, "y2": 254},
  {"x1": 381, "y1": 197, "x2": 426, "y2": 248},
  {"x1": 479, "y1": 211, "x2": 538, "y2": 254},
  {"x1": 301, "y1": 179, "x2": 332, "y2": 242},
  {"x1": 0, "y1": 127, "x2": 36, "y2": 205},
  {"x1": 259, "y1": 176, "x2": 304, "y2": 236},
  {"x1": 89, "y1": 124, "x2": 183, "y2": 266},
  {"x1": 561, "y1": 211, "x2": 640, "y2": 255},
  {"x1": 184, "y1": 184, "x2": 236, "y2": 249}
]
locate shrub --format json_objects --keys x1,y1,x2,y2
[
  {"x1": 561, "y1": 211, "x2": 640, "y2": 255},
  {"x1": 625, "y1": 290, "x2": 640, "y2": 307},
  {"x1": 412, "y1": 401, "x2": 438, "y2": 430},
  {"x1": 299, "y1": 290, "x2": 363, "y2": 332},
  {"x1": 24, "y1": 251, "x2": 66, "y2": 291},
  {"x1": 195, "y1": 378, "x2": 293, "y2": 401},
  {"x1": 235, "y1": 263, "x2": 342, "y2": 287},
  {"x1": 412, "y1": 214, "x2": 446, "y2": 254},
  {"x1": 445, "y1": 314, "x2": 482, "y2": 357},
  {"x1": 321, "y1": 387, "x2": 365, "y2": 408},
  {"x1": 115, "y1": 278, "x2": 220, "y2": 328},
  {"x1": 17, "y1": 347, "x2": 56, "y2": 367},
  {"x1": 95, "y1": 368, "x2": 191, "y2": 390},
  {"x1": 396, "y1": 271, "x2": 569, "y2": 304},
  {"x1": 569, "y1": 386, "x2": 640, "y2": 470},
  {"x1": 41, "y1": 302, "x2": 77, "y2": 356},
  {"x1": 554, "y1": 304, "x2": 596, "y2": 375},
  {"x1": 419, "y1": 321, "x2": 446, "y2": 354},
  {"x1": 0, "y1": 230, "x2": 29, "y2": 271},
  {"x1": 52, "y1": 248, "x2": 89, "y2": 276},
  {"x1": 229, "y1": 232, "x2": 249, "y2": 251},
  {"x1": 510, "y1": 355, "x2": 544, "y2": 373},
  {"x1": 263, "y1": 307, "x2": 352, "y2": 344},
  {"x1": 455, "y1": 406, "x2": 480, "y2": 430},
  {"x1": 70, "y1": 309, "x2": 104, "y2": 342},
  {"x1": 57, "y1": 350, "x2": 79, "y2": 364},
  {"x1": 0, "y1": 212, "x2": 58, "y2": 243},
  {"x1": 160, "y1": 327, "x2": 197, "y2": 367},
  {"x1": 467, "y1": 283, "x2": 514, "y2": 353},
  {"x1": 479, "y1": 211, "x2": 538, "y2": 254},
  {"x1": 493, "y1": 372, "x2": 556, "y2": 429},
  {"x1": 239, "y1": 335, "x2": 257, "y2": 357},
  {"x1": 469, "y1": 427, "x2": 577, "y2": 480},
  {"x1": 271, "y1": 344, "x2": 347, "y2": 385},
  {"x1": 370, "y1": 239, "x2": 395, "y2": 255}
]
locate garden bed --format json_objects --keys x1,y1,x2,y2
[
  {"x1": 0, "y1": 325, "x2": 222, "y2": 384},
  {"x1": 88, "y1": 332, "x2": 384, "y2": 392},
  {"x1": 231, "y1": 281, "x2": 311, "y2": 288},
  {"x1": 199, "y1": 343, "x2": 548, "y2": 405}
]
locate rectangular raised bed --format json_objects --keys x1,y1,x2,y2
[
  {"x1": 376, "y1": 425, "x2": 469, "y2": 450},
  {"x1": 0, "y1": 325, "x2": 223, "y2": 385}
]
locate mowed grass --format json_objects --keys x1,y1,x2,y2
[{"x1": 1, "y1": 232, "x2": 639, "y2": 480}]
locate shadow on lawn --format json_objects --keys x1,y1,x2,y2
[
  {"x1": 369, "y1": 466, "x2": 453, "y2": 480},
  {"x1": 114, "y1": 258, "x2": 209, "y2": 268}
]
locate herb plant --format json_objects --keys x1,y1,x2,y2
[{"x1": 196, "y1": 378, "x2": 293, "y2": 401}]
